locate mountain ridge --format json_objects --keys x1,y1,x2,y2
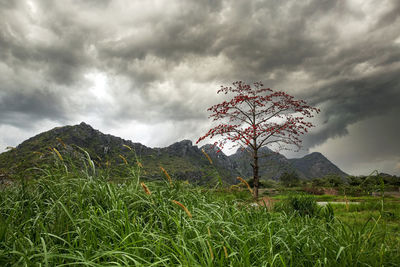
[{"x1": 0, "y1": 122, "x2": 348, "y2": 183}]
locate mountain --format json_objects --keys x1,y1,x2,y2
[
  {"x1": 288, "y1": 152, "x2": 348, "y2": 179},
  {"x1": 229, "y1": 146, "x2": 296, "y2": 180},
  {"x1": 0, "y1": 122, "x2": 238, "y2": 185},
  {"x1": 0, "y1": 122, "x2": 347, "y2": 183},
  {"x1": 228, "y1": 147, "x2": 348, "y2": 180}
]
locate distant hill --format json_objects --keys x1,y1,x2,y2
[
  {"x1": 288, "y1": 152, "x2": 348, "y2": 179},
  {"x1": 229, "y1": 146, "x2": 296, "y2": 180},
  {"x1": 0, "y1": 122, "x2": 348, "y2": 184}
]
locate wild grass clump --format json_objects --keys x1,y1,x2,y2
[
  {"x1": 274, "y1": 193, "x2": 319, "y2": 217},
  {"x1": 0, "y1": 158, "x2": 399, "y2": 266}
]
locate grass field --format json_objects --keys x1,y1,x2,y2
[{"x1": 0, "y1": 161, "x2": 399, "y2": 266}]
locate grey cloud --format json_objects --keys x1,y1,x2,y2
[
  {"x1": 1, "y1": 0, "x2": 400, "y2": 174},
  {"x1": 0, "y1": 89, "x2": 69, "y2": 128},
  {"x1": 301, "y1": 57, "x2": 400, "y2": 149},
  {"x1": 308, "y1": 111, "x2": 400, "y2": 176},
  {"x1": 0, "y1": 0, "x2": 95, "y2": 86},
  {"x1": 375, "y1": 0, "x2": 400, "y2": 29}
]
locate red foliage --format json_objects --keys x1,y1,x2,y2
[{"x1": 197, "y1": 81, "x2": 320, "y2": 152}]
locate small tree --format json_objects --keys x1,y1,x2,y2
[
  {"x1": 197, "y1": 81, "x2": 319, "y2": 198},
  {"x1": 280, "y1": 171, "x2": 300, "y2": 187}
]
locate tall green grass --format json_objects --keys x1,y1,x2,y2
[{"x1": 0, "y1": 161, "x2": 399, "y2": 266}]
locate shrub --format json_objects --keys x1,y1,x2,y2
[
  {"x1": 279, "y1": 171, "x2": 300, "y2": 187},
  {"x1": 247, "y1": 178, "x2": 266, "y2": 188},
  {"x1": 288, "y1": 194, "x2": 319, "y2": 216},
  {"x1": 303, "y1": 187, "x2": 325, "y2": 195},
  {"x1": 275, "y1": 193, "x2": 319, "y2": 217}
]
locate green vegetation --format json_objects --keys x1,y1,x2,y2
[
  {"x1": 0, "y1": 123, "x2": 234, "y2": 186},
  {"x1": 274, "y1": 193, "x2": 319, "y2": 217},
  {"x1": 279, "y1": 171, "x2": 300, "y2": 188},
  {"x1": 0, "y1": 152, "x2": 399, "y2": 266}
]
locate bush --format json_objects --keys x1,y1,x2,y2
[
  {"x1": 247, "y1": 178, "x2": 266, "y2": 188},
  {"x1": 279, "y1": 171, "x2": 300, "y2": 187},
  {"x1": 288, "y1": 194, "x2": 319, "y2": 216},
  {"x1": 275, "y1": 193, "x2": 319, "y2": 217},
  {"x1": 303, "y1": 187, "x2": 325, "y2": 195}
]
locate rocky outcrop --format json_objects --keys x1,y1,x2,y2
[{"x1": 163, "y1": 140, "x2": 198, "y2": 157}]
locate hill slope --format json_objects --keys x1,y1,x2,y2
[
  {"x1": 0, "y1": 122, "x2": 238, "y2": 184},
  {"x1": 288, "y1": 152, "x2": 348, "y2": 178},
  {"x1": 0, "y1": 122, "x2": 347, "y2": 183}
]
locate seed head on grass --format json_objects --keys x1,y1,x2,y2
[
  {"x1": 160, "y1": 166, "x2": 172, "y2": 185},
  {"x1": 56, "y1": 137, "x2": 67, "y2": 148},
  {"x1": 123, "y1": 144, "x2": 132, "y2": 151},
  {"x1": 137, "y1": 161, "x2": 143, "y2": 168},
  {"x1": 140, "y1": 182, "x2": 151, "y2": 195},
  {"x1": 119, "y1": 154, "x2": 128, "y2": 165},
  {"x1": 206, "y1": 240, "x2": 214, "y2": 260},
  {"x1": 237, "y1": 177, "x2": 252, "y2": 194},
  {"x1": 344, "y1": 194, "x2": 349, "y2": 211},
  {"x1": 53, "y1": 148, "x2": 63, "y2": 161},
  {"x1": 172, "y1": 200, "x2": 192, "y2": 218},
  {"x1": 201, "y1": 149, "x2": 213, "y2": 164}
]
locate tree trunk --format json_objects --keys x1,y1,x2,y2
[{"x1": 253, "y1": 148, "x2": 259, "y2": 199}]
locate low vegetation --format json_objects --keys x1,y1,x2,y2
[{"x1": 0, "y1": 151, "x2": 399, "y2": 266}]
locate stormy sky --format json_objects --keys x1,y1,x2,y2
[{"x1": 1, "y1": 0, "x2": 399, "y2": 176}]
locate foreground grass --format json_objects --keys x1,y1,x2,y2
[{"x1": 0, "y1": 169, "x2": 399, "y2": 266}]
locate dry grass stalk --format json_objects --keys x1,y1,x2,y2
[
  {"x1": 122, "y1": 144, "x2": 132, "y2": 151},
  {"x1": 160, "y1": 166, "x2": 172, "y2": 185},
  {"x1": 172, "y1": 200, "x2": 192, "y2": 218},
  {"x1": 53, "y1": 148, "x2": 63, "y2": 161},
  {"x1": 140, "y1": 182, "x2": 151, "y2": 195},
  {"x1": 237, "y1": 177, "x2": 253, "y2": 194},
  {"x1": 207, "y1": 240, "x2": 214, "y2": 260},
  {"x1": 56, "y1": 137, "x2": 67, "y2": 148},
  {"x1": 201, "y1": 149, "x2": 213, "y2": 164},
  {"x1": 344, "y1": 194, "x2": 349, "y2": 211},
  {"x1": 223, "y1": 246, "x2": 228, "y2": 259},
  {"x1": 119, "y1": 154, "x2": 128, "y2": 165}
]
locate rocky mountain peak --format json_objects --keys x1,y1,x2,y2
[
  {"x1": 201, "y1": 144, "x2": 222, "y2": 154},
  {"x1": 306, "y1": 152, "x2": 325, "y2": 158},
  {"x1": 289, "y1": 152, "x2": 348, "y2": 178},
  {"x1": 78, "y1": 121, "x2": 93, "y2": 129},
  {"x1": 166, "y1": 140, "x2": 196, "y2": 157}
]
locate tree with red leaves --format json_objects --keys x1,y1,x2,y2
[{"x1": 197, "y1": 81, "x2": 320, "y2": 198}]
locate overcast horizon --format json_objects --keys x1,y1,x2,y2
[{"x1": 1, "y1": 0, "x2": 400, "y2": 176}]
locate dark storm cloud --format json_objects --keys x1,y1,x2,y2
[
  {"x1": 0, "y1": 89, "x2": 68, "y2": 128},
  {"x1": 92, "y1": 0, "x2": 400, "y2": 130},
  {"x1": 0, "y1": 2, "x2": 92, "y2": 86},
  {"x1": 302, "y1": 64, "x2": 400, "y2": 148},
  {"x1": 0, "y1": 0, "x2": 399, "y2": 173}
]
